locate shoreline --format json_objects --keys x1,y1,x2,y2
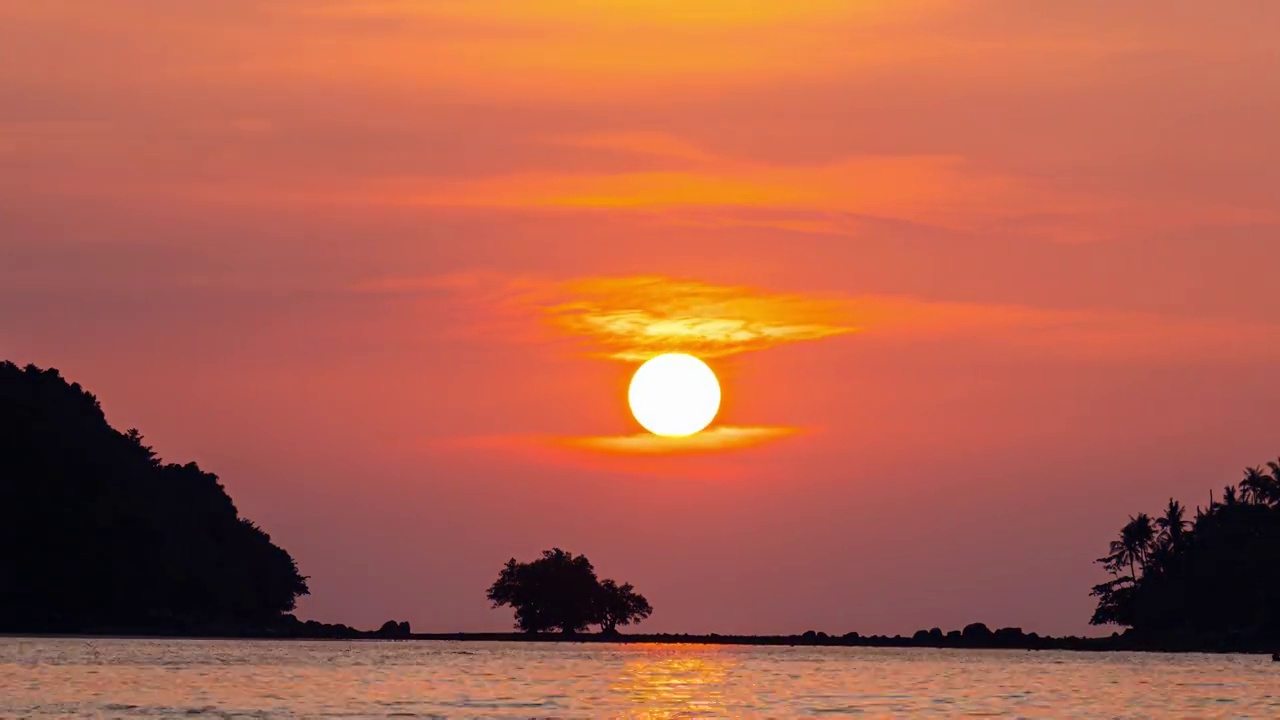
[{"x1": 3, "y1": 631, "x2": 1271, "y2": 656}]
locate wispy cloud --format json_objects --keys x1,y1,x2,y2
[
  {"x1": 544, "y1": 276, "x2": 857, "y2": 361},
  {"x1": 343, "y1": 154, "x2": 1034, "y2": 232},
  {"x1": 356, "y1": 271, "x2": 859, "y2": 361},
  {"x1": 561, "y1": 426, "x2": 798, "y2": 454},
  {"x1": 359, "y1": 270, "x2": 1280, "y2": 366},
  {"x1": 542, "y1": 132, "x2": 721, "y2": 164}
]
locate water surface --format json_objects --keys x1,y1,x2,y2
[{"x1": 2, "y1": 638, "x2": 1277, "y2": 718}]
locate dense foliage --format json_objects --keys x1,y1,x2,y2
[
  {"x1": 0, "y1": 362, "x2": 309, "y2": 633},
  {"x1": 1091, "y1": 458, "x2": 1280, "y2": 645},
  {"x1": 596, "y1": 578, "x2": 654, "y2": 635},
  {"x1": 487, "y1": 549, "x2": 653, "y2": 634}
]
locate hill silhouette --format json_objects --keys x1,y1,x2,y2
[{"x1": 0, "y1": 361, "x2": 310, "y2": 634}]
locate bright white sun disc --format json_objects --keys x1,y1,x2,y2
[{"x1": 628, "y1": 353, "x2": 721, "y2": 437}]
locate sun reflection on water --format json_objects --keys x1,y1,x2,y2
[{"x1": 611, "y1": 645, "x2": 743, "y2": 718}]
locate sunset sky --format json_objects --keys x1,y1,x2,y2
[{"x1": 3, "y1": 1, "x2": 1278, "y2": 636}]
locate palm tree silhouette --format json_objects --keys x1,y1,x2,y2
[
  {"x1": 1257, "y1": 459, "x2": 1280, "y2": 505},
  {"x1": 1156, "y1": 499, "x2": 1188, "y2": 550},
  {"x1": 1110, "y1": 514, "x2": 1156, "y2": 580},
  {"x1": 1222, "y1": 484, "x2": 1240, "y2": 506},
  {"x1": 1241, "y1": 467, "x2": 1272, "y2": 505}
]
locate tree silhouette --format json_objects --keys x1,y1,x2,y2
[
  {"x1": 486, "y1": 549, "x2": 653, "y2": 634},
  {"x1": 1222, "y1": 484, "x2": 1239, "y2": 506},
  {"x1": 596, "y1": 579, "x2": 653, "y2": 635},
  {"x1": 0, "y1": 362, "x2": 309, "y2": 633},
  {"x1": 1099, "y1": 513, "x2": 1155, "y2": 580},
  {"x1": 1091, "y1": 455, "x2": 1280, "y2": 647},
  {"x1": 487, "y1": 549, "x2": 601, "y2": 633},
  {"x1": 1242, "y1": 465, "x2": 1280, "y2": 506},
  {"x1": 1155, "y1": 499, "x2": 1188, "y2": 550},
  {"x1": 1241, "y1": 468, "x2": 1266, "y2": 504}
]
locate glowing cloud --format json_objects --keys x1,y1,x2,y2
[
  {"x1": 562, "y1": 426, "x2": 798, "y2": 454},
  {"x1": 544, "y1": 276, "x2": 857, "y2": 361},
  {"x1": 357, "y1": 270, "x2": 1280, "y2": 460},
  {"x1": 357, "y1": 271, "x2": 1280, "y2": 366}
]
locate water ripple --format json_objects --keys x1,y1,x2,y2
[{"x1": 1, "y1": 639, "x2": 1277, "y2": 718}]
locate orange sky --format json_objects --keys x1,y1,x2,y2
[{"x1": 2, "y1": 0, "x2": 1278, "y2": 636}]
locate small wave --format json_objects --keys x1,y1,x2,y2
[{"x1": 438, "y1": 700, "x2": 559, "y2": 709}]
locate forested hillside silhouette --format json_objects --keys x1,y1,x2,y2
[
  {"x1": 1092, "y1": 458, "x2": 1280, "y2": 648},
  {"x1": 0, "y1": 362, "x2": 310, "y2": 634}
]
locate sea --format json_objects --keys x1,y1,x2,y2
[{"x1": 1, "y1": 638, "x2": 1277, "y2": 718}]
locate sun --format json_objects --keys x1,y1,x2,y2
[{"x1": 628, "y1": 353, "x2": 721, "y2": 437}]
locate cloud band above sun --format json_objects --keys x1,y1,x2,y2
[
  {"x1": 357, "y1": 272, "x2": 861, "y2": 361},
  {"x1": 357, "y1": 270, "x2": 1280, "y2": 461},
  {"x1": 356, "y1": 270, "x2": 1280, "y2": 366},
  {"x1": 542, "y1": 275, "x2": 858, "y2": 361}
]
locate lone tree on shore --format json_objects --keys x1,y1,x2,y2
[
  {"x1": 486, "y1": 548, "x2": 653, "y2": 634},
  {"x1": 597, "y1": 579, "x2": 653, "y2": 635}
]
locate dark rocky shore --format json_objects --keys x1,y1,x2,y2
[
  {"x1": 29, "y1": 607, "x2": 1270, "y2": 654},
  {"x1": 399, "y1": 626, "x2": 1273, "y2": 654},
  {"x1": 23, "y1": 619, "x2": 1267, "y2": 655}
]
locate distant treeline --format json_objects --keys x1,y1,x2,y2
[
  {"x1": 1090, "y1": 459, "x2": 1280, "y2": 649},
  {"x1": 399, "y1": 627, "x2": 1125, "y2": 651}
]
